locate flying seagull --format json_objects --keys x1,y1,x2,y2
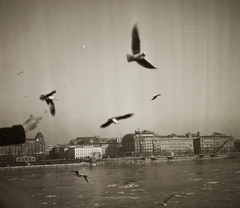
[
  {"x1": 17, "y1": 71, "x2": 24, "y2": 75},
  {"x1": 126, "y1": 24, "x2": 157, "y2": 69},
  {"x1": 72, "y1": 170, "x2": 89, "y2": 183},
  {"x1": 100, "y1": 113, "x2": 134, "y2": 128},
  {"x1": 39, "y1": 90, "x2": 58, "y2": 116},
  {"x1": 151, "y1": 94, "x2": 161, "y2": 101},
  {"x1": 161, "y1": 194, "x2": 174, "y2": 206}
]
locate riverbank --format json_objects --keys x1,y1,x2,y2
[
  {"x1": 1, "y1": 153, "x2": 239, "y2": 170},
  {"x1": 98, "y1": 154, "x2": 233, "y2": 165}
]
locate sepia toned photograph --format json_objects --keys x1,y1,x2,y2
[{"x1": 0, "y1": 0, "x2": 240, "y2": 207}]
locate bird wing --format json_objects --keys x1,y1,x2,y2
[
  {"x1": 17, "y1": 71, "x2": 24, "y2": 75},
  {"x1": 46, "y1": 99, "x2": 55, "y2": 116},
  {"x1": 116, "y1": 113, "x2": 134, "y2": 120},
  {"x1": 100, "y1": 119, "x2": 113, "y2": 128},
  {"x1": 45, "y1": 90, "x2": 56, "y2": 98},
  {"x1": 131, "y1": 24, "x2": 140, "y2": 55},
  {"x1": 137, "y1": 58, "x2": 157, "y2": 69},
  {"x1": 163, "y1": 195, "x2": 174, "y2": 203},
  {"x1": 83, "y1": 175, "x2": 89, "y2": 183},
  {"x1": 151, "y1": 96, "x2": 157, "y2": 100},
  {"x1": 152, "y1": 94, "x2": 161, "y2": 100}
]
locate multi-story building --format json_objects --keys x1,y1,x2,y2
[
  {"x1": 69, "y1": 136, "x2": 121, "y2": 158},
  {"x1": 66, "y1": 145, "x2": 102, "y2": 159},
  {"x1": 0, "y1": 132, "x2": 46, "y2": 162},
  {"x1": 193, "y1": 132, "x2": 234, "y2": 155},
  {"x1": 48, "y1": 145, "x2": 70, "y2": 159},
  {"x1": 101, "y1": 143, "x2": 122, "y2": 158},
  {"x1": 122, "y1": 130, "x2": 198, "y2": 157},
  {"x1": 98, "y1": 138, "x2": 121, "y2": 158}
]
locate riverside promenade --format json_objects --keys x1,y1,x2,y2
[{"x1": 1, "y1": 153, "x2": 239, "y2": 169}]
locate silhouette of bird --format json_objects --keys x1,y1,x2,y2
[
  {"x1": 39, "y1": 90, "x2": 58, "y2": 116},
  {"x1": 17, "y1": 71, "x2": 24, "y2": 75},
  {"x1": 72, "y1": 170, "x2": 89, "y2": 183},
  {"x1": 151, "y1": 94, "x2": 161, "y2": 101},
  {"x1": 161, "y1": 194, "x2": 174, "y2": 206},
  {"x1": 126, "y1": 24, "x2": 157, "y2": 69},
  {"x1": 100, "y1": 113, "x2": 134, "y2": 128}
]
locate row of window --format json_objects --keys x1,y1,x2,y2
[
  {"x1": 16, "y1": 157, "x2": 35, "y2": 162},
  {"x1": 124, "y1": 141, "x2": 192, "y2": 146}
]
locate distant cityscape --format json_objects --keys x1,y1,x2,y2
[{"x1": 0, "y1": 130, "x2": 240, "y2": 164}]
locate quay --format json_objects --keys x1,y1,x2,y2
[{"x1": 1, "y1": 153, "x2": 239, "y2": 169}]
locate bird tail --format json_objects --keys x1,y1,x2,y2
[{"x1": 126, "y1": 54, "x2": 134, "y2": 62}]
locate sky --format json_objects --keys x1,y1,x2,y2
[{"x1": 1, "y1": 0, "x2": 240, "y2": 145}]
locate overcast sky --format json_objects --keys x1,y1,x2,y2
[{"x1": 1, "y1": 0, "x2": 240, "y2": 145}]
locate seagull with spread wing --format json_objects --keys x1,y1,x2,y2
[
  {"x1": 151, "y1": 94, "x2": 161, "y2": 101},
  {"x1": 72, "y1": 170, "x2": 89, "y2": 183},
  {"x1": 100, "y1": 113, "x2": 134, "y2": 128},
  {"x1": 126, "y1": 24, "x2": 157, "y2": 69},
  {"x1": 39, "y1": 90, "x2": 58, "y2": 116}
]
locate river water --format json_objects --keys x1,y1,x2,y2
[{"x1": 0, "y1": 158, "x2": 240, "y2": 208}]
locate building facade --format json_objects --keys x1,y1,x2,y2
[
  {"x1": 66, "y1": 145, "x2": 102, "y2": 159},
  {"x1": 0, "y1": 132, "x2": 46, "y2": 162},
  {"x1": 122, "y1": 130, "x2": 198, "y2": 157},
  {"x1": 193, "y1": 133, "x2": 234, "y2": 155}
]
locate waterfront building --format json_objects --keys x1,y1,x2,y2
[
  {"x1": 155, "y1": 133, "x2": 195, "y2": 156},
  {"x1": 69, "y1": 136, "x2": 120, "y2": 158},
  {"x1": 98, "y1": 138, "x2": 121, "y2": 158},
  {"x1": 122, "y1": 130, "x2": 197, "y2": 157},
  {"x1": 0, "y1": 132, "x2": 46, "y2": 162},
  {"x1": 101, "y1": 143, "x2": 122, "y2": 158},
  {"x1": 193, "y1": 132, "x2": 234, "y2": 155},
  {"x1": 66, "y1": 145, "x2": 102, "y2": 159},
  {"x1": 48, "y1": 144, "x2": 71, "y2": 159}
]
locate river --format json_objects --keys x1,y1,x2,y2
[{"x1": 0, "y1": 158, "x2": 240, "y2": 207}]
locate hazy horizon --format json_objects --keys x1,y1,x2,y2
[{"x1": 1, "y1": 0, "x2": 240, "y2": 145}]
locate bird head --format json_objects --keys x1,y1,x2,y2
[{"x1": 39, "y1": 95, "x2": 45, "y2": 101}]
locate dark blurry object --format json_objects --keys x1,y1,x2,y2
[{"x1": 0, "y1": 115, "x2": 42, "y2": 146}]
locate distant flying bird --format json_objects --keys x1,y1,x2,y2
[
  {"x1": 100, "y1": 113, "x2": 134, "y2": 128},
  {"x1": 126, "y1": 24, "x2": 157, "y2": 69},
  {"x1": 17, "y1": 71, "x2": 24, "y2": 75},
  {"x1": 72, "y1": 170, "x2": 89, "y2": 183},
  {"x1": 39, "y1": 90, "x2": 58, "y2": 116},
  {"x1": 151, "y1": 94, "x2": 161, "y2": 101},
  {"x1": 161, "y1": 194, "x2": 174, "y2": 206}
]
